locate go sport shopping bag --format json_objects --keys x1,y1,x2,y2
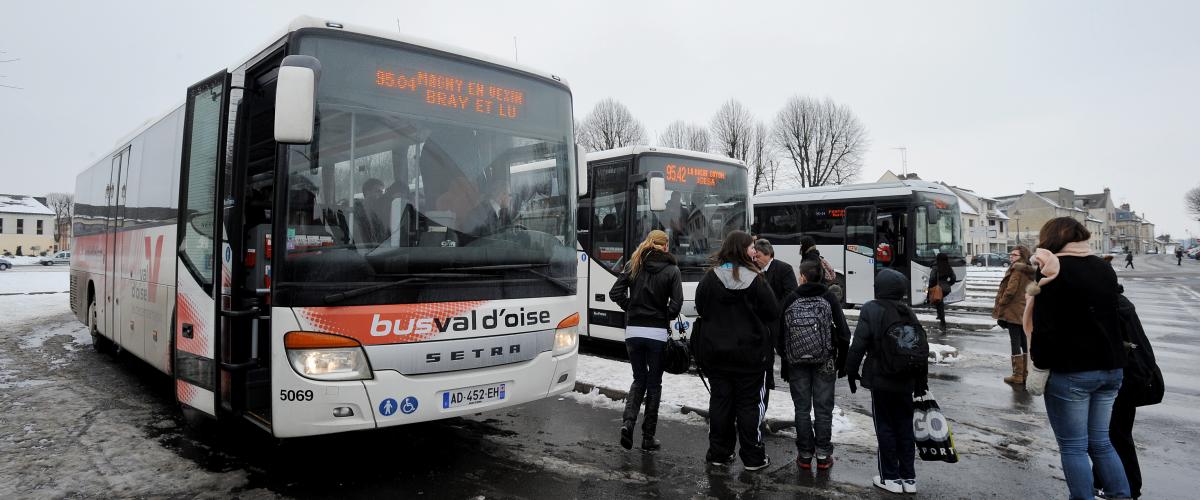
[{"x1": 913, "y1": 392, "x2": 959, "y2": 463}]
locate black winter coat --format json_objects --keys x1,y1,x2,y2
[
  {"x1": 609, "y1": 250, "x2": 684, "y2": 330},
  {"x1": 777, "y1": 283, "x2": 851, "y2": 370},
  {"x1": 1029, "y1": 255, "x2": 1126, "y2": 373},
  {"x1": 845, "y1": 269, "x2": 929, "y2": 394},
  {"x1": 762, "y1": 259, "x2": 799, "y2": 302},
  {"x1": 693, "y1": 265, "x2": 780, "y2": 374}
]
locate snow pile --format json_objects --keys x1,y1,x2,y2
[
  {"x1": 0, "y1": 268, "x2": 69, "y2": 294},
  {"x1": 928, "y1": 343, "x2": 960, "y2": 364},
  {"x1": 573, "y1": 354, "x2": 857, "y2": 436}
]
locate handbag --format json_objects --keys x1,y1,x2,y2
[
  {"x1": 663, "y1": 316, "x2": 692, "y2": 375},
  {"x1": 913, "y1": 391, "x2": 959, "y2": 463},
  {"x1": 927, "y1": 285, "x2": 944, "y2": 304}
]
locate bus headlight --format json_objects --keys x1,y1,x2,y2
[
  {"x1": 553, "y1": 313, "x2": 579, "y2": 356},
  {"x1": 284, "y1": 331, "x2": 373, "y2": 381}
]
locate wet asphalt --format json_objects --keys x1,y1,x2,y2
[{"x1": 2, "y1": 255, "x2": 1197, "y2": 498}]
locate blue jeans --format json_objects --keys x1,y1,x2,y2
[
  {"x1": 625, "y1": 337, "x2": 665, "y2": 391},
  {"x1": 1044, "y1": 369, "x2": 1130, "y2": 499},
  {"x1": 788, "y1": 359, "x2": 837, "y2": 457}
]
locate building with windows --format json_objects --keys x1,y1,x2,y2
[
  {"x1": 944, "y1": 185, "x2": 1009, "y2": 256},
  {"x1": 993, "y1": 188, "x2": 1107, "y2": 253},
  {"x1": 0, "y1": 194, "x2": 57, "y2": 256}
]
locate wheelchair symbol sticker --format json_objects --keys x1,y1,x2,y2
[{"x1": 400, "y1": 396, "x2": 419, "y2": 414}]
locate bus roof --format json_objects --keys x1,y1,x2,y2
[
  {"x1": 586, "y1": 146, "x2": 746, "y2": 168},
  {"x1": 753, "y1": 179, "x2": 954, "y2": 205},
  {"x1": 281, "y1": 16, "x2": 568, "y2": 87}
]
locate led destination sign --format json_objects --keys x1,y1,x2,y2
[
  {"x1": 665, "y1": 163, "x2": 728, "y2": 187},
  {"x1": 375, "y1": 68, "x2": 526, "y2": 119}
]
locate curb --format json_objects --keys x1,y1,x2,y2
[{"x1": 572, "y1": 381, "x2": 798, "y2": 433}]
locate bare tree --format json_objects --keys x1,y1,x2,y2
[
  {"x1": 772, "y1": 96, "x2": 868, "y2": 187},
  {"x1": 657, "y1": 121, "x2": 710, "y2": 152},
  {"x1": 46, "y1": 192, "x2": 73, "y2": 249},
  {"x1": 748, "y1": 121, "x2": 781, "y2": 194},
  {"x1": 577, "y1": 98, "x2": 646, "y2": 151},
  {"x1": 710, "y1": 99, "x2": 754, "y2": 163},
  {"x1": 1187, "y1": 186, "x2": 1200, "y2": 221}
]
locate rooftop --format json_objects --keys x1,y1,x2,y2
[{"x1": 0, "y1": 194, "x2": 54, "y2": 216}]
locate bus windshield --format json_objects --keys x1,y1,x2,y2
[
  {"x1": 914, "y1": 192, "x2": 963, "y2": 261},
  {"x1": 636, "y1": 155, "x2": 748, "y2": 274},
  {"x1": 278, "y1": 34, "x2": 576, "y2": 306}
]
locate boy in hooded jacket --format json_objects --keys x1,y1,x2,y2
[
  {"x1": 845, "y1": 268, "x2": 930, "y2": 494},
  {"x1": 693, "y1": 231, "x2": 779, "y2": 471}
]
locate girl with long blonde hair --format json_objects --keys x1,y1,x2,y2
[{"x1": 609, "y1": 230, "x2": 683, "y2": 451}]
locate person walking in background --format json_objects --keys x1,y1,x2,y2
[
  {"x1": 609, "y1": 230, "x2": 684, "y2": 452},
  {"x1": 693, "y1": 231, "x2": 780, "y2": 471},
  {"x1": 1025, "y1": 217, "x2": 1130, "y2": 499},
  {"x1": 1125, "y1": 251, "x2": 1134, "y2": 270},
  {"x1": 845, "y1": 268, "x2": 930, "y2": 494},
  {"x1": 1177, "y1": 247, "x2": 1184, "y2": 266},
  {"x1": 993, "y1": 246, "x2": 1035, "y2": 386},
  {"x1": 778, "y1": 261, "x2": 850, "y2": 470},
  {"x1": 753, "y1": 239, "x2": 797, "y2": 421},
  {"x1": 928, "y1": 253, "x2": 956, "y2": 331}
]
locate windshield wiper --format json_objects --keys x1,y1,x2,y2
[
  {"x1": 323, "y1": 277, "x2": 430, "y2": 304},
  {"x1": 440, "y1": 263, "x2": 575, "y2": 294},
  {"x1": 320, "y1": 272, "x2": 495, "y2": 304}
]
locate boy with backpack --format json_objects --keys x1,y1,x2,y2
[
  {"x1": 845, "y1": 268, "x2": 930, "y2": 494},
  {"x1": 778, "y1": 261, "x2": 851, "y2": 470}
]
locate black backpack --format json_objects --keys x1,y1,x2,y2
[
  {"x1": 1116, "y1": 296, "x2": 1164, "y2": 407},
  {"x1": 874, "y1": 302, "x2": 929, "y2": 377}
]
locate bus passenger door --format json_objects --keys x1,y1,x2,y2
[
  {"x1": 585, "y1": 161, "x2": 631, "y2": 341},
  {"x1": 844, "y1": 205, "x2": 876, "y2": 306},
  {"x1": 174, "y1": 70, "x2": 232, "y2": 418}
]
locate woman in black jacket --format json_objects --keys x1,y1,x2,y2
[
  {"x1": 1025, "y1": 217, "x2": 1129, "y2": 499},
  {"x1": 927, "y1": 252, "x2": 956, "y2": 330},
  {"x1": 693, "y1": 231, "x2": 779, "y2": 471},
  {"x1": 609, "y1": 230, "x2": 683, "y2": 451}
]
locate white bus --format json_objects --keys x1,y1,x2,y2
[
  {"x1": 578, "y1": 146, "x2": 750, "y2": 341},
  {"x1": 70, "y1": 17, "x2": 585, "y2": 438},
  {"x1": 753, "y1": 180, "x2": 966, "y2": 307}
]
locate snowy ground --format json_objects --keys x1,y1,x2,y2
[{"x1": 0, "y1": 269, "x2": 271, "y2": 498}]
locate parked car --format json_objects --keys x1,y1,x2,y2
[
  {"x1": 39, "y1": 251, "x2": 70, "y2": 266},
  {"x1": 971, "y1": 252, "x2": 1010, "y2": 267},
  {"x1": 0, "y1": 257, "x2": 11, "y2": 271}
]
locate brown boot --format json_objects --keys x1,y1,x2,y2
[{"x1": 1004, "y1": 355, "x2": 1026, "y2": 385}]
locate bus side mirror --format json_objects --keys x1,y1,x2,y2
[
  {"x1": 648, "y1": 172, "x2": 667, "y2": 212},
  {"x1": 274, "y1": 55, "x2": 322, "y2": 145},
  {"x1": 576, "y1": 144, "x2": 588, "y2": 197},
  {"x1": 925, "y1": 204, "x2": 941, "y2": 225}
]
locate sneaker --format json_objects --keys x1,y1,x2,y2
[
  {"x1": 744, "y1": 456, "x2": 771, "y2": 472},
  {"x1": 873, "y1": 476, "x2": 904, "y2": 494},
  {"x1": 796, "y1": 455, "x2": 813, "y2": 469},
  {"x1": 816, "y1": 455, "x2": 834, "y2": 470},
  {"x1": 902, "y1": 479, "x2": 916, "y2": 494},
  {"x1": 708, "y1": 454, "x2": 735, "y2": 466}
]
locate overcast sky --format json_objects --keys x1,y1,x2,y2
[{"x1": 2, "y1": 1, "x2": 1197, "y2": 238}]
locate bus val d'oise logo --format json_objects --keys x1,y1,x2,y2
[{"x1": 139, "y1": 235, "x2": 165, "y2": 302}]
